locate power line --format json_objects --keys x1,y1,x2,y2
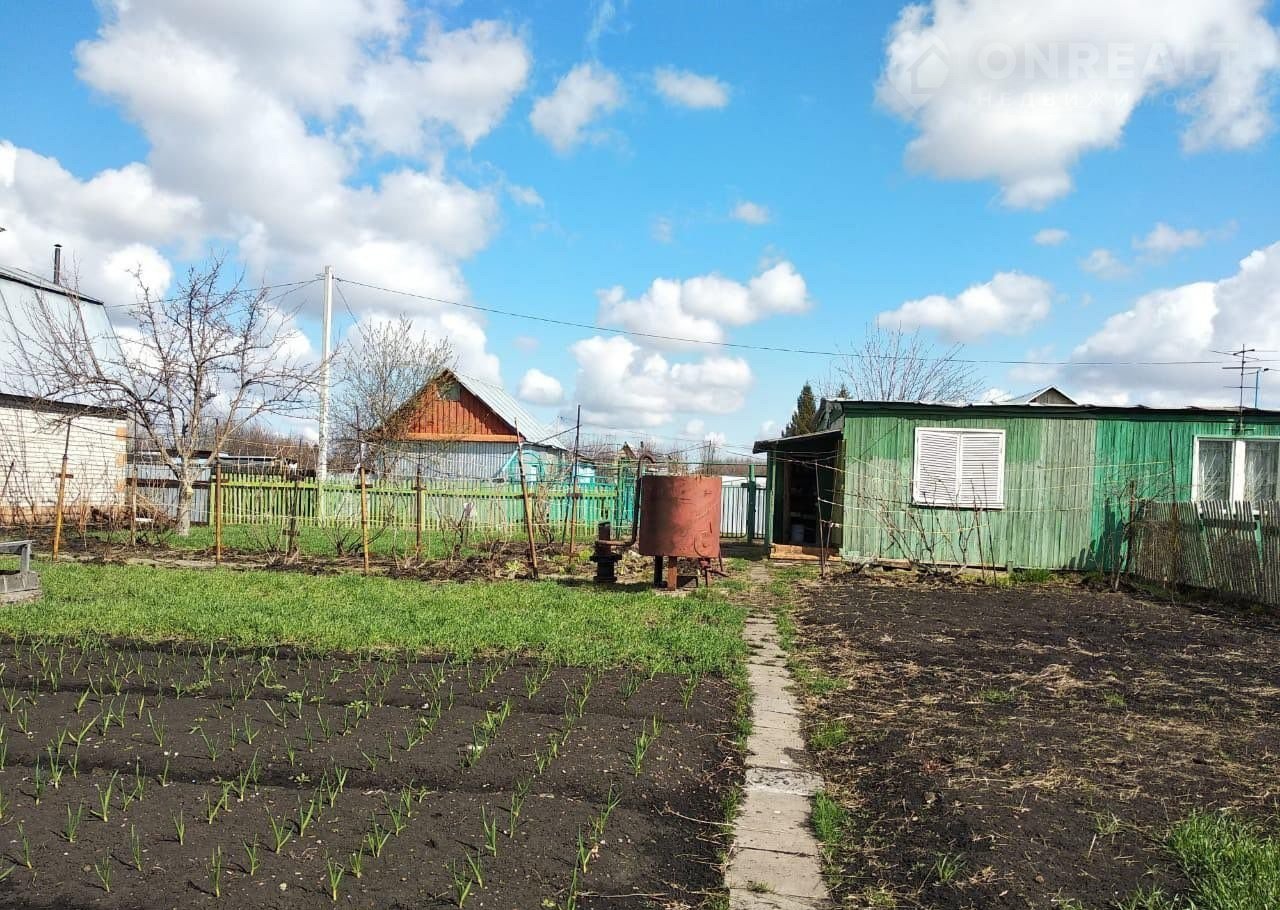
[{"x1": 333, "y1": 275, "x2": 1250, "y2": 368}]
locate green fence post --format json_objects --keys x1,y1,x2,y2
[{"x1": 745, "y1": 463, "x2": 756, "y2": 544}]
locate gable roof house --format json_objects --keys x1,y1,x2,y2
[
  {"x1": 754, "y1": 394, "x2": 1280, "y2": 570},
  {"x1": 0, "y1": 260, "x2": 128, "y2": 523},
  {"x1": 379, "y1": 370, "x2": 574, "y2": 484}
]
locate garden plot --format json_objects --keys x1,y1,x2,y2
[
  {"x1": 0, "y1": 636, "x2": 739, "y2": 908},
  {"x1": 787, "y1": 574, "x2": 1280, "y2": 909}
]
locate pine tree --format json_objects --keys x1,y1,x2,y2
[{"x1": 784, "y1": 382, "x2": 819, "y2": 437}]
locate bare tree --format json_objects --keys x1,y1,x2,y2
[
  {"x1": 836, "y1": 325, "x2": 984, "y2": 403},
  {"x1": 332, "y1": 316, "x2": 455, "y2": 469},
  {"x1": 8, "y1": 255, "x2": 321, "y2": 535}
]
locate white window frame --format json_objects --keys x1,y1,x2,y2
[
  {"x1": 1193, "y1": 436, "x2": 1280, "y2": 501},
  {"x1": 912, "y1": 427, "x2": 1006, "y2": 510}
]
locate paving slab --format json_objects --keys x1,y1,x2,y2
[
  {"x1": 746, "y1": 723, "x2": 807, "y2": 769},
  {"x1": 727, "y1": 579, "x2": 832, "y2": 909},
  {"x1": 751, "y1": 706, "x2": 807, "y2": 733},
  {"x1": 726, "y1": 847, "x2": 830, "y2": 900},
  {"x1": 752, "y1": 692, "x2": 802, "y2": 716},
  {"x1": 735, "y1": 789, "x2": 822, "y2": 840},
  {"x1": 745, "y1": 767, "x2": 823, "y2": 796},
  {"x1": 730, "y1": 889, "x2": 830, "y2": 910}
]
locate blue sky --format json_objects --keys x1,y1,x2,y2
[{"x1": 2, "y1": 0, "x2": 1280, "y2": 454}]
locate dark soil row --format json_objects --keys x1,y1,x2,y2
[{"x1": 788, "y1": 572, "x2": 1280, "y2": 909}]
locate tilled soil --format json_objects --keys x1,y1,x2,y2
[
  {"x1": 0, "y1": 637, "x2": 740, "y2": 909},
  {"x1": 790, "y1": 572, "x2": 1280, "y2": 909}
]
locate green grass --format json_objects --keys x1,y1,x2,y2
[
  {"x1": 810, "y1": 720, "x2": 850, "y2": 751},
  {"x1": 1164, "y1": 811, "x2": 1280, "y2": 910},
  {"x1": 1010, "y1": 568, "x2": 1055, "y2": 584},
  {"x1": 0, "y1": 562, "x2": 746, "y2": 674},
  {"x1": 90, "y1": 524, "x2": 535, "y2": 561},
  {"x1": 812, "y1": 791, "x2": 850, "y2": 856},
  {"x1": 1077, "y1": 812, "x2": 1280, "y2": 910},
  {"x1": 978, "y1": 687, "x2": 1017, "y2": 704}
]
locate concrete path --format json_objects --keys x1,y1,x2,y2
[{"x1": 725, "y1": 601, "x2": 833, "y2": 909}]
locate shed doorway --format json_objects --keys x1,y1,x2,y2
[{"x1": 761, "y1": 430, "x2": 841, "y2": 561}]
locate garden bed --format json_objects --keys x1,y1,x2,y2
[
  {"x1": 788, "y1": 572, "x2": 1280, "y2": 908},
  {"x1": 0, "y1": 634, "x2": 741, "y2": 908}
]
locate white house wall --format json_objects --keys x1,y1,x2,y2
[{"x1": 0, "y1": 402, "x2": 126, "y2": 518}]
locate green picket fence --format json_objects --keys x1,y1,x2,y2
[{"x1": 214, "y1": 477, "x2": 636, "y2": 537}]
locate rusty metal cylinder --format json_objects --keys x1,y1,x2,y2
[{"x1": 636, "y1": 475, "x2": 721, "y2": 559}]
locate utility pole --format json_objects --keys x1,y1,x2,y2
[{"x1": 316, "y1": 265, "x2": 334, "y2": 517}]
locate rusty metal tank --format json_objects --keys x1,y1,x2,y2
[{"x1": 637, "y1": 475, "x2": 721, "y2": 559}]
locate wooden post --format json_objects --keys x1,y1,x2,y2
[
  {"x1": 566, "y1": 405, "x2": 582, "y2": 553},
  {"x1": 128, "y1": 462, "x2": 139, "y2": 547},
  {"x1": 286, "y1": 464, "x2": 302, "y2": 560},
  {"x1": 214, "y1": 458, "x2": 223, "y2": 565},
  {"x1": 813, "y1": 459, "x2": 827, "y2": 578},
  {"x1": 516, "y1": 427, "x2": 539, "y2": 579},
  {"x1": 51, "y1": 420, "x2": 73, "y2": 560},
  {"x1": 414, "y1": 462, "x2": 424, "y2": 561},
  {"x1": 359, "y1": 463, "x2": 371, "y2": 576}
]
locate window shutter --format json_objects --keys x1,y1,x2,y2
[
  {"x1": 959, "y1": 432, "x2": 1004, "y2": 508},
  {"x1": 914, "y1": 430, "x2": 960, "y2": 505}
]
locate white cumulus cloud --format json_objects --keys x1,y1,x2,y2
[
  {"x1": 877, "y1": 271, "x2": 1053, "y2": 342},
  {"x1": 0, "y1": 2, "x2": 526, "y2": 387},
  {"x1": 878, "y1": 0, "x2": 1280, "y2": 207},
  {"x1": 1134, "y1": 222, "x2": 1207, "y2": 257},
  {"x1": 1033, "y1": 240, "x2": 1280, "y2": 407},
  {"x1": 518, "y1": 368, "x2": 564, "y2": 406},
  {"x1": 1034, "y1": 228, "x2": 1069, "y2": 246},
  {"x1": 570, "y1": 335, "x2": 753, "y2": 428},
  {"x1": 597, "y1": 261, "x2": 811, "y2": 349},
  {"x1": 1080, "y1": 248, "x2": 1130, "y2": 279},
  {"x1": 731, "y1": 201, "x2": 771, "y2": 225},
  {"x1": 529, "y1": 62, "x2": 623, "y2": 153},
  {"x1": 654, "y1": 67, "x2": 730, "y2": 109}
]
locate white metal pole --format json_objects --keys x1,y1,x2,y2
[{"x1": 317, "y1": 265, "x2": 333, "y2": 517}]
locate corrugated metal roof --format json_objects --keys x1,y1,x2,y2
[
  {"x1": 0, "y1": 265, "x2": 122, "y2": 403},
  {"x1": 454, "y1": 372, "x2": 567, "y2": 451},
  {"x1": 1000, "y1": 386, "x2": 1078, "y2": 405}
]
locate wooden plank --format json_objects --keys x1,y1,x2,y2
[
  {"x1": 1260, "y1": 501, "x2": 1280, "y2": 607},
  {"x1": 769, "y1": 543, "x2": 840, "y2": 562}
]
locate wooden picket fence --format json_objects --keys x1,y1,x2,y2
[{"x1": 1130, "y1": 500, "x2": 1280, "y2": 607}]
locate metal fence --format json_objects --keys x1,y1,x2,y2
[
  {"x1": 1130, "y1": 500, "x2": 1280, "y2": 607},
  {"x1": 720, "y1": 479, "x2": 766, "y2": 540}
]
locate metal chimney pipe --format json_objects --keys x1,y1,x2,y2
[{"x1": 53, "y1": 244, "x2": 62, "y2": 285}]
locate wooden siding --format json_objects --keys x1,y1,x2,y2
[
  {"x1": 832, "y1": 408, "x2": 1280, "y2": 570},
  {"x1": 396, "y1": 385, "x2": 515, "y2": 441},
  {"x1": 839, "y1": 412, "x2": 1097, "y2": 569},
  {"x1": 0, "y1": 402, "x2": 127, "y2": 517},
  {"x1": 1087, "y1": 414, "x2": 1280, "y2": 568}
]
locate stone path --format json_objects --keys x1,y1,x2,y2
[{"x1": 725, "y1": 600, "x2": 832, "y2": 909}]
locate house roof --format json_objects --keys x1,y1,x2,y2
[
  {"x1": 999, "y1": 386, "x2": 1078, "y2": 405},
  {"x1": 752, "y1": 428, "x2": 841, "y2": 454},
  {"x1": 451, "y1": 372, "x2": 568, "y2": 451},
  {"x1": 823, "y1": 399, "x2": 1280, "y2": 420},
  {"x1": 0, "y1": 264, "x2": 123, "y2": 405}
]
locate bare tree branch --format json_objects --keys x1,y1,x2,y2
[
  {"x1": 836, "y1": 325, "x2": 984, "y2": 403},
  {"x1": 5, "y1": 254, "x2": 322, "y2": 535}
]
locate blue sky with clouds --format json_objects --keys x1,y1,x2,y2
[{"x1": 2, "y1": 0, "x2": 1280, "y2": 453}]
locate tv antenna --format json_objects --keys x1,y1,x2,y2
[{"x1": 1216, "y1": 345, "x2": 1272, "y2": 430}]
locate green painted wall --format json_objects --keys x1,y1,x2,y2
[{"x1": 828, "y1": 407, "x2": 1280, "y2": 570}]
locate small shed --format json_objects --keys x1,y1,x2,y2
[
  {"x1": 381, "y1": 371, "x2": 570, "y2": 483},
  {"x1": 755, "y1": 397, "x2": 1280, "y2": 570},
  {"x1": 0, "y1": 264, "x2": 127, "y2": 523}
]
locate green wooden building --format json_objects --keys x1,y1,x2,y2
[{"x1": 754, "y1": 396, "x2": 1280, "y2": 570}]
